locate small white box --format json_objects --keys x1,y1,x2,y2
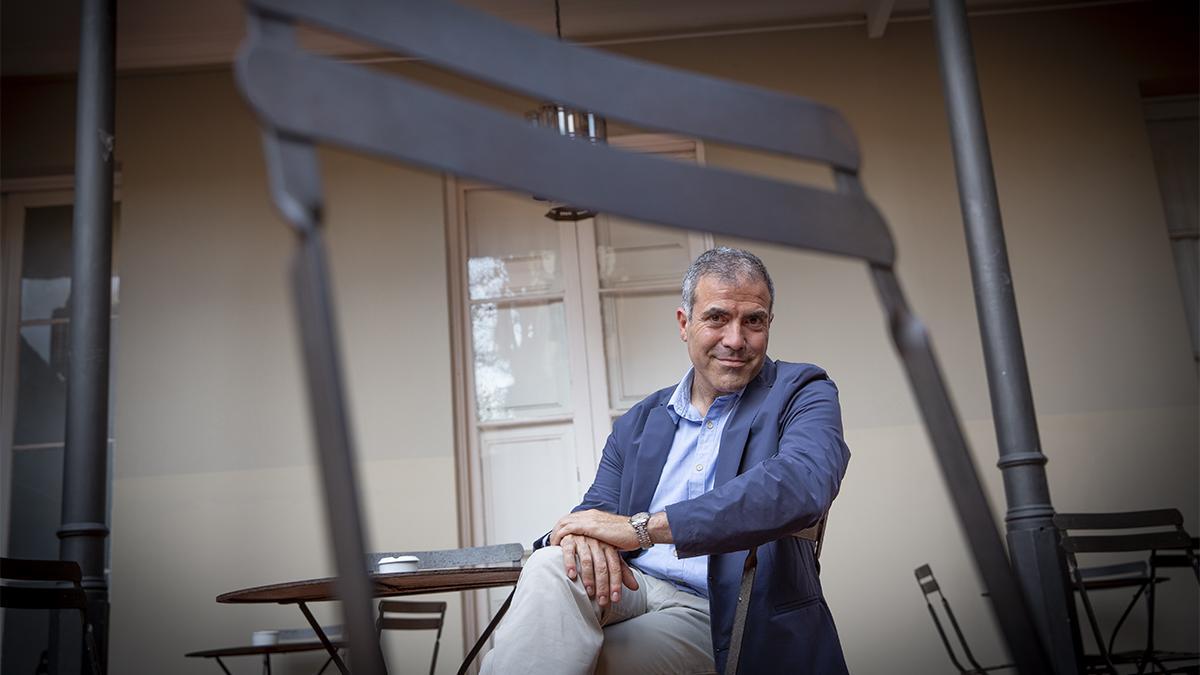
[{"x1": 251, "y1": 630, "x2": 279, "y2": 646}]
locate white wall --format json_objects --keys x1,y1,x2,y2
[{"x1": 2, "y1": 2, "x2": 1195, "y2": 673}]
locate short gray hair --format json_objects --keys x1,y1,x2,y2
[{"x1": 680, "y1": 247, "x2": 774, "y2": 318}]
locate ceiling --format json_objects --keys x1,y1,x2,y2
[{"x1": 2, "y1": 0, "x2": 1129, "y2": 77}]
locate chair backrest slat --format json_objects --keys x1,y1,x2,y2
[
  {"x1": 1053, "y1": 509, "x2": 1182, "y2": 530},
  {"x1": 1061, "y1": 530, "x2": 1193, "y2": 554},
  {"x1": 1075, "y1": 560, "x2": 1146, "y2": 580},
  {"x1": 1, "y1": 557, "x2": 83, "y2": 584},
  {"x1": 248, "y1": 0, "x2": 861, "y2": 170},
  {"x1": 0, "y1": 586, "x2": 88, "y2": 611},
  {"x1": 380, "y1": 617, "x2": 443, "y2": 631},
  {"x1": 379, "y1": 600, "x2": 445, "y2": 615},
  {"x1": 237, "y1": 47, "x2": 894, "y2": 267}
]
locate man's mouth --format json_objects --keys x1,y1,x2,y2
[{"x1": 715, "y1": 357, "x2": 747, "y2": 367}]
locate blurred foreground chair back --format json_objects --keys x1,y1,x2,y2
[{"x1": 233, "y1": 1, "x2": 1052, "y2": 672}]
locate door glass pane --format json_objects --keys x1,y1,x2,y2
[
  {"x1": 13, "y1": 322, "x2": 119, "y2": 446},
  {"x1": 19, "y1": 205, "x2": 74, "y2": 321},
  {"x1": 13, "y1": 325, "x2": 68, "y2": 446},
  {"x1": 466, "y1": 191, "x2": 562, "y2": 300},
  {"x1": 601, "y1": 292, "x2": 693, "y2": 410},
  {"x1": 471, "y1": 300, "x2": 570, "y2": 422},
  {"x1": 595, "y1": 215, "x2": 693, "y2": 290},
  {"x1": 18, "y1": 204, "x2": 121, "y2": 319}
]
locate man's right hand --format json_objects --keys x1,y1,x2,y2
[{"x1": 559, "y1": 533, "x2": 639, "y2": 608}]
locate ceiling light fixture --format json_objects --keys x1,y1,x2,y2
[{"x1": 526, "y1": 0, "x2": 607, "y2": 222}]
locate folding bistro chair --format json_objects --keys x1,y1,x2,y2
[
  {"x1": 1054, "y1": 509, "x2": 1199, "y2": 674},
  {"x1": 233, "y1": 1, "x2": 1051, "y2": 672},
  {"x1": 725, "y1": 514, "x2": 827, "y2": 675},
  {"x1": 1, "y1": 557, "x2": 103, "y2": 675},
  {"x1": 368, "y1": 543, "x2": 523, "y2": 674},
  {"x1": 914, "y1": 564, "x2": 1014, "y2": 674},
  {"x1": 376, "y1": 600, "x2": 447, "y2": 675}
]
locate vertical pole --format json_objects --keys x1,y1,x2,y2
[
  {"x1": 59, "y1": 0, "x2": 116, "y2": 672},
  {"x1": 929, "y1": 1, "x2": 1082, "y2": 673}
]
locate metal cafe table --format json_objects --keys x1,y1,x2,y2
[{"x1": 216, "y1": 544, "x2": 524, "y2": 675}]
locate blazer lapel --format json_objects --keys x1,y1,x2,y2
[
  {"x1": 628, "y1": 403, "x2": 677, "y2": 514},
  {"x1": 715, "y1": 358, "x2": 777, "y2": 486}
]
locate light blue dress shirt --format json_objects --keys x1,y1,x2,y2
[{"x1": 630, "y1": 368, "x2": 744, "y2": 598}]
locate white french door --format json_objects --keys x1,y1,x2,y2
[{"x1": 445, "y1": 134, "x2": 711, "y2": 640}]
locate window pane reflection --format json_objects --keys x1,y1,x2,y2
[
  {"x1": 472, "y1": 301, "x2": 570, "y2": 422},
  {"x1": 13, "y1": 325, "x2": 68, "y2": 446},
  {"x1": 466, "y1": 191, "x2": 562, "y2": 300},
  {"x1": 19, "y1": 205, "x2": 74, "y2": 321},
  {"x1": 18, "y1": 204, "x2": 121, "y2": 320}
]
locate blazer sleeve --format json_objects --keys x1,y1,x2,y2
[
  {"x1": 666, "y1": 376, "x2": 850, "y2": 557},
  {"x1": 532, "y1": 427, "x2": 626, "y2": 550}
]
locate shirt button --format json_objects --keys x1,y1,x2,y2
[
  {"x1": 706, "y1": 420, "x2": 714, "y2": 429},
  {"x1": 695, "y1": 464, "x2": 704, "y2": 472}
]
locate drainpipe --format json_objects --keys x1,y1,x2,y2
[
  {"x1": 929, "y1": 1, "x2": 1082, "y2": 672},
  {"x1": 58, "y1": 0, "x2": 116, "y2": 671}
]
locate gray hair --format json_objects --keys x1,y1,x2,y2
[{"x1": 680, "y1": 247, "x2": 774, "y2": 318}]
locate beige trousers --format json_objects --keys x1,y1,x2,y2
[{"x1": 479, "y1": 546, "x2": 717, "y2": 675}]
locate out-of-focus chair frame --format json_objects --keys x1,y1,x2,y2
[{"x1": 232, "y1": 1, "x2": 1052, "y2": 672}]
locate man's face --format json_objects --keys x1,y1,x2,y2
[{"x1": 676, "y1": 274, "x2": 773, "y2": 402}]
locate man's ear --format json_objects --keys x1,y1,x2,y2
[{"x1": 676, "y1": 307, "x2": 688, "y2": 341}]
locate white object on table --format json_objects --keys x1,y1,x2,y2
[
  {"x1": 377, "y1": 555, "x2": 420, "y2": 573},
  {"x1": 251, "y1": 630, "x2": 279, "y2": 646}
]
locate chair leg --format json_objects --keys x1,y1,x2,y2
[
  {"x1": 316, "y1": 652, "x2": 339, "y2": 675},
  {"x1": 726, "y1": 547, "x2": 758, "y2": 675},
  {"x1": 1073, "y1": 568, "x2": 1119, "y2": 675},
  {"x1": 78, "y1": 609, "x2": 103, "y2": 675},
  {"x1": 429, "y1": 638, "x2": 440, "y2": 675},
  {"x1": 1108, "y1": 582, "x2": 1148, "y2": 656}
]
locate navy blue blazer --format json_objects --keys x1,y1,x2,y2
[{"x1": 551, "y1": 358, "x2": 851, "y2": 674}]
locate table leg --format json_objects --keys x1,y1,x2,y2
[
  {"x1": 298, "y1": 601, "x2": 351, "y2": 675},
  {"x1": 213, "y1": 656, "x2": 234, "y2": 675},
  {"x1": 262, "y1": 652, "x2": 271, "y2": 675},
  {"x1": 316, "y1": 652, "x2": 337, "y2": 675},
  {"x1": 457, "y1": 588, "x2": 515, "y2": 675}
]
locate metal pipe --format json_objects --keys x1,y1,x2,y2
[
  {"x1": 929, "y1": 1, "x2": 1081, "y2": 672},
  {"x1": 58, "y1": 0, "x2": 116, "y2": 671}
]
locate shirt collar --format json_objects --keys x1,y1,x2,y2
[{"x1": 665, "y1": 368, "x2": 746, "y2": 424}]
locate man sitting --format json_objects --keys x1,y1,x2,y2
[{"x1": 481, "y1": 247, "x2": 850, "y2": 674}]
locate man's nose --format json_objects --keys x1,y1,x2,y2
[{"x1": 721, "y1": 322, "x2": 745, "y2": 350}]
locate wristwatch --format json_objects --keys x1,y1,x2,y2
[{"x1": 629, "y1": 512, "x2": 653, "y2": 550}]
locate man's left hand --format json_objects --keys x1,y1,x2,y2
[{"x1": 551, "y1": 509, "x2": 639, "y2": 550}]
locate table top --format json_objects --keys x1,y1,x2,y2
[
  {"x1": 186, "y1": 640, "x2": 347, "y2": 658},
  {"x1": 217, "y1": 566, "x2": 522, "y2": 604}
]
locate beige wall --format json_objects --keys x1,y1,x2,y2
[{"x1": 2, "y1": 2, "x2": 1196, "y2": 673}]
